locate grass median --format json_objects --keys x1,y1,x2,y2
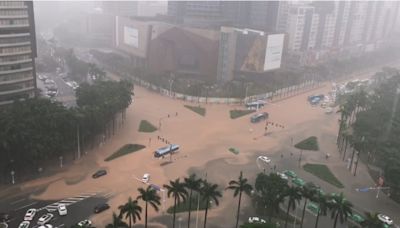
[
  {"x1": 138, "y1": 120, "x2": 157, "y2": 132},
  {"x1": 303, "y1": 163, "x2": 344, "y2": 188},
  {"x1": 230, "y1": 109, "x2": 255, "y2": 119},
  {"x1": 295, "y1": 136, "x2": 319, "y2": 151},
  {"x1": 184, "y1": 105, "x2": 206, "y2": 116},
  {"x1": 105, "y1": 144, "x2": 145, "y2": 162}
]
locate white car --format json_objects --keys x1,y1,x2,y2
[
  {"x1": 44, "y1": 79, "x2": 55, "y2": 85},
  {"x1": 77, "y1": 219, "x2": 92, "y2": 227},
  {"x1": 378, "y1": 214, "x2": 393, "y2": 225},
  {"x1": 248, "y1": 217, "x2": 266, "y2": 224},
  {"x1": 38, "y1": 225, "x2": 53, "y2": 228},
  {"x1": 58, "y1": 203, "x2": 67, "y2": 216},
  {"x1": 258, "y1": 156, "x2": 271, "y2": 163},
  {"x1": 142, "y1": 173, "x2": 150, "y2": 183},
  {"x1": 18, "y1": 221, "x2": 30, "y2": 228},
  {"x1": 24, "y1": 208, "x2": 36, "y2": 221},
  {"x1": 276, "y1": 172, "x2": 288, "y2": 180},
  {"x1": 37, "y1": 213, "x2": 54, "y2": 225}
]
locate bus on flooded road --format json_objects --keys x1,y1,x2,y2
[{"x1": 154, "y1": 144, "x2": 180, "y2": 158}]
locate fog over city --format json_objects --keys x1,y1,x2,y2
[{"x1": 1, "y1": 1, "x2": 400, "y2": 228}]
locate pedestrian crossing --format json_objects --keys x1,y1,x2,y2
[{"x1": 37, "y1": 192, "x2": 98, "y2": 212}]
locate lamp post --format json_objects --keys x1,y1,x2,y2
[
  {"x1": 77, "y1": 124, "x2": 81, "y2": 160},
  {"x1": 10, "y1": 170, "x2": 15, "y2": 185},
  {"x1": 169, "y1": 78, "x2": 174, "y2": 97},
  {"x1": 59, "y1": 156, "x2": 63, "y2": 168},
  {"x1": 178, "y1": 217, "x2": 183, "y2": 228}
]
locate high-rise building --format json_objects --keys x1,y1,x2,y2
[
  {"x1": 102, "y1": 1, "x2": 167, "y2": 18},
  {"x1": 0, "y1": 1, "x2": 37, "y2": 106},
  {"x1": 167, "y1": 1, "x2": 281, "y2": 32}
]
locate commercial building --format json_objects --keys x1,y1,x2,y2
[
  {"x1": 102, "y1": 1, "x2": 167, "y2": 17},
  {"x1": 0, "y1": 1, "x2": 37, "y2": 106},
  {"x1": 217, "y1": 27, "x2": 284, "y2": 82}
]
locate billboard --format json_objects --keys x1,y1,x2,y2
[
  {"x1": 234, "y1": 33, "x2": 267, "y2": 73},
  {"x1": 124, "y1": 26, "x2": 139, "y2": 48},
  {"x1": 263, "y1": 34, "x2": 284, "y2": 71}
]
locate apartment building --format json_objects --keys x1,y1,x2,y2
[{"x1": 0, "y1": 1, "x2": 37, "y2": 106}]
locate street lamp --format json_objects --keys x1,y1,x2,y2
[
  {"x1": 169, "y1": 78, "x2": 174, "y2": 97},
  {"x1": 59, "y1": 156, "x2": 63, "y2": 168},
  {"x1": 10, "y1": 170, "x2": 15, "y2": 185}
]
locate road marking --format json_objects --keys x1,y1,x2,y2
[
  {"x1": 38, "y1": 192, "x2": 96, "y2": 212},
  {"x1": 16, "y1": 202, "x2": 37, "y2": 211},
  {"x1": 10, "y1": 198, "x2": 26, "y2": 205}
]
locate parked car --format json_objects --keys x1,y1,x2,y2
[
  {"x1": 94, "y1": 203, "x2": 110, "y2": 213},
  {"x1": 92, "y1": 169, "x2": 107, "y2": 178},
  {"x1": 378, "y1": 214, "x2": 393, "y2": 225},
  {"x1": 58, "y1": 203, "x2": 67, "y2": 216},
  {"x1": 276, "y1": 172, "x2": 288, "y2": 180},
  {"x1": 24, "y1": 208, "x2": 36, "y2": 221},
  {"x1": 77, "y1": 219, "x2": 92, "y2": 227},
  {"x1": 18, "y1": 221, "x2": 30, "y2": 228},
  {"x1": 37, "y1": 213, "x2": 53, "y2": 225},
  {"x1": 38, "y1": 225, "x2": 53, "y2": 228},
  {"x1": 44, "y1": 79, "x2": 55, "y2": 85},
  {"x1": 142, "y1": 173, "x2": 150, "y2": 183},
  {"x1": 248, "y1": 217, "x2": 266, "y2": 224},
  {"x1": 283, "y1": 170, "x2": 297, "y2": 178},
  {"x1": 250, "y1": 112, "x2": 269, "y2": 123},
  {"x1": 292, "y1": 177, "x2": 306, "y2": 187}
]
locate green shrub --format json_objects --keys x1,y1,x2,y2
[{"x1": 104, "y1": 144, "x2": 145, "y2": 162}]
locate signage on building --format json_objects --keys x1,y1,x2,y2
[
  {"x1": 124, "y1": 26, "x2": 139, "y2": 48},
  {"x1": 263, "y1": 34, "x2": 284, "y2": 71}
]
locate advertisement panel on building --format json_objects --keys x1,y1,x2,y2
[
  {"x1": 263, "y1": 34, "x2": 284, "y2": 71},
  {"x1": 124, "y1": 26, "x2": 139, "y2": 48}
]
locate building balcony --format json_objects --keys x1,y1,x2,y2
[
  {"x1": 0, "y1": 86, "x2": 34, "y2": 96},
  {"x1": 0, "y1": 5, "x2": 27, "y2": 10},
  {"x1": 0, "y1": 76, "x2": 32, "y2": 85},
  {"x1": 0, "y1": 15, "x2": 28, "y2": 19},
  {"x1": 0, "y1": 50, "x2": 31, "y2": 57},
  {"x1": 0, "y1": 58, "x2": 32, "y2": 66},
  {"x1": 0, "y1": 33, "x2": 30, "y2": 38},
  {"x1": 0, "y1": 66, "x2": 33, "y2": 75},
  {"x1": 0, "y1": 41, "x2": 30, "y2": 48},
  {"x1": 0, "y1": 24, "x2": 29, "y2": 29}
]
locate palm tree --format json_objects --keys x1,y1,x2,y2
[
  {"x1": 226, "y1": 171, "x2": 253, "y2": 228},
  {"x1": 137, "y1": 186, "x2": 161, "y2": 228},
  {"x1": 118, "y1": 197, "x2": 142, "y2": 228},
  {"x1": 361, "y1": 212, "x2": 383, "y2": 228},
  {"x1": 184, "y1": 174, "x2": 202, "y2": 228},
  {"x1": 300, "y1": 182, "x2": 317, "y2": 228},
  {"x1": 164, "y1": 178, "x2": 188, "y2": 228},
  {"x1": 201, "y1": 181, "x2": 222, "y2": 228},
  {"x1": 330, "y1": 192, "x2": 353, "y2": 228},
  {"x1": 283, "y1": 186, "x2": 302, "y2": 228},
  {"x1": 106, "y1": 212, "x2": 128, "y2": 228},
  {"x1": 313, "y1": 193, "x2": 330, "y2": 228}
]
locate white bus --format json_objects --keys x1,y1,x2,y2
[{"x1": 154, "y1": 144, "x2": 180, "y2": 158}]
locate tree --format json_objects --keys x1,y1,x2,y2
[
  {"x1": 254, "y1": 173, "x2": 288, "y2": 221},
  {"x1": 329, "y1": 193, "x2": 353, "y2": 228},
  {"x1": 200, "y1": 180, "x2": 222, "y2": 228},
  {"x1": 300, "y1": 183, "x2": 317, "y2": 228},
  {"x1": 106, "y1": 212, "x2": 128, "y2": 228},
  {"x1": 361, "y1": 212, "x2": 384, "y2": 228},
  {"x1": 164, "y1": 178, "x2": 188, "y2": 228},
  {"x1": 226, "y1": 171, "x2": 254, "y2": 228},
  {"x1": 283, "y1": 186, "x2": 302, "y2": 228},
  {"x1": 184, "y1": 174, "x2": 203, "y2": 228},
  {"x1": 313, "y1": 193, "x2": 330, "y2": 228},
  {"x1": 118, "y1": 197, "x2": 142, "y2": 228},
  {"x1": 137, "y1": 186, "x2": 161, "y2": 228}
]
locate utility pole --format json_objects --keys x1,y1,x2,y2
[{"x1": 77, "y1": 125, "x2": 81, "y2": 159}]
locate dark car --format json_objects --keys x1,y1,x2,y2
[
  {"x1": 250, "y1": 112, "x2": 269, "y2": 123},
  {"x1": 92, "y1": 169, "x2": 107, "y2": 179},
  {"x1": 94, "y1": 203, "x2": 110, "y2": 213}
]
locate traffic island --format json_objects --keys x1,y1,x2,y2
[
  {"x1": 167, "y1": 196, "x2": 209, "y2": 213},
  {"x1": 184, "y1": 105, "x2": 206, "y2": 116},
  {"x1": 294, "y1": 136, "x2": 319, "y2": 151},
  {"x1": 303, "y1": 163, "x2": 344, "y2": 188},
  {"x1": 138, "y1": 120, "x2": 158, "y2": 132},
  {"x1": 104, "y1": 144, "x2": 146, "y2": 162},
  {"x1": 230, "y1": 109, "x2": 255, "y2": 119}
]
